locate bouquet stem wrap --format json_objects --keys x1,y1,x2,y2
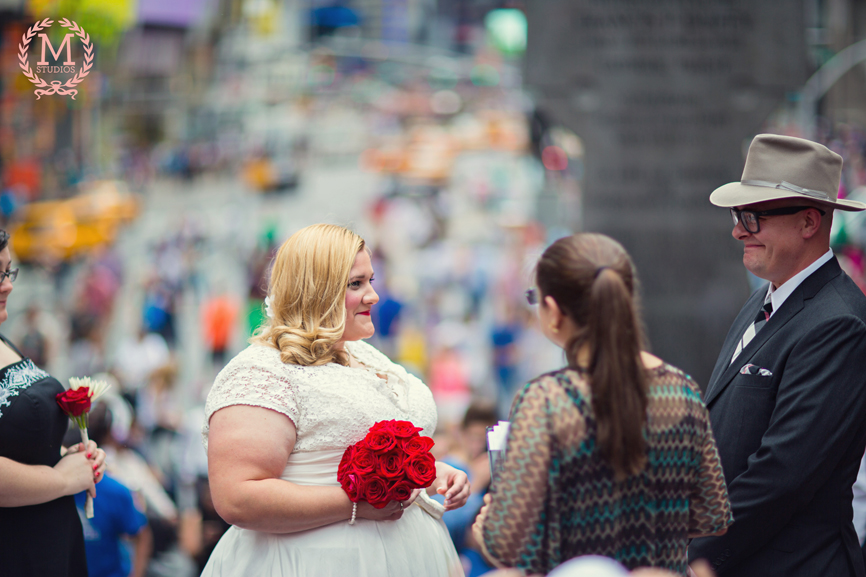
[{"x1": 77, "y1": 423, "x2": 94, "y2": 519}]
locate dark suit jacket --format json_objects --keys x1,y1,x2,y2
[{"x1": 689, "y1": 257, "x2": 866, "y2": 576}]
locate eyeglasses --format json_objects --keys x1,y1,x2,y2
[
  {"x1": 730, "y1": 206, "x2": 826, "y2": 234},
  {"x1": 525, "y1": 288, "x2": 538, "y2": 306},
  {"x1": 0, "y1": 268, "x2": 18, "y2": 284}
]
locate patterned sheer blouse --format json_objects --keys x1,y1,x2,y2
[{"x1": 481, "y1": 364, "x2": 732, "y2": 577}]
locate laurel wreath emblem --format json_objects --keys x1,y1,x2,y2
[{"x1": 18, "y1": 18, "x2": 94, "y2": 100}]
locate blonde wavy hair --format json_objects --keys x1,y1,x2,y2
[{"x1": 251, "y1": 224, "x2": 365, "y2": 366}]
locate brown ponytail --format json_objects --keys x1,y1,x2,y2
[{"x1": 536, "y1": 233, "x2": 648, "y2": 479}]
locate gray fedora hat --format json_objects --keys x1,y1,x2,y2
[{"x1": 710, "y1": 134, "x2": 866, "y2": 212}]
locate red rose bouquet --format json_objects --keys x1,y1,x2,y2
[
  {"x1": 338, "y1": 420, "x2": 436, "y2": 515},
  {"x1": 56, "y1": 376, "x2": 111, "y2": 518}
]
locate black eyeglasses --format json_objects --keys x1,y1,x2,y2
[
  {"x1": 525, "y1": 288, "x2": 538, "y2": 306},
  {"x1": 0, "y1": 268, "x2": 18, "y2": 284},
  {"x1": 730, "y1": 206, "x2": 826, "y2": 234}
]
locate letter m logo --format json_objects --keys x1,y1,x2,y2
[{"x1": 37, "y1": 33, "x2": 75, "y2": 66}]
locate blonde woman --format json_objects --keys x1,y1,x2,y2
[{"x1": 202, "y1": 224, "x2": 469, "y2": 577}]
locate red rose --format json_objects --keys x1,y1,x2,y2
[
  {"x1": 338, "y1": 420, "x2": 428, "y2": 506},
  {"x1": 392, "y1": 420, "x2": 423, "y2": 438},
  {"x1": 365, "y1": 429, "x2": 397, "y2": 452},
  {"x1": 364, "y1": 475, "x2": 390, "y2": 508},
  {"x1": 378, "y1": 448, "x2": 405, "y2": 479},
  {"x1": 342, "y1": 472, "x2": 366, "y2": 502},
  {"x1": 55, "y1": 388, "x2": 91, "y2": 417},
  {"x1": 402, "y1": 435, "x2": 435, "y2": 455},
  {"x1": 369, "y1": 420, "x2": 397, "y2": 433},
  {"x1": 338, "y1": 445, "x2": 357, "y2": 480},
  {"x1": 405, "y1": 452, "x2": 436, "y2": 487},
  {"x1": 388, "y1": 479, "x2": 413, "y2": 502},
  {"x1": 352, "y1": 446, "x2": 377, "y2": 475}
]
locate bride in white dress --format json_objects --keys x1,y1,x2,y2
[{"x1": 201, "y1": 224, "x2": 468, "y2": 577}]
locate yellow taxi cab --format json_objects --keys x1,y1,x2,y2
[
  {"x1": 9, "y1": 180, "x2": 139, "y2": 263},
  {"x1": 361, "y1": 126, "x2": 457, "y2": 184}
]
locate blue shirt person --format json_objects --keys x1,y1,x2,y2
[{"x1": 75, "y1": 474, "x2": 149, "y2": 577}]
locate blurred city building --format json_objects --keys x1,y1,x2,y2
[{"x1": 523, "y1": 0, "x2": 866, "y2": 386}]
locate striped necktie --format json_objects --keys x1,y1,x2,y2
[{"x1": 731, "y1": 297, "x2": 773, "y2": 364}]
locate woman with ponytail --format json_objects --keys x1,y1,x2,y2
[
  {"x1": 473, "y1": 233, "x2": 732, "y2": 576},
  {"x1": 202, "y1": 224, "x2": 469, "y2": 576}
]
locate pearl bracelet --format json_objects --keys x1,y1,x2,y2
[{"x1": 349, "y1": 502, "x2": 357, "y2": 525}]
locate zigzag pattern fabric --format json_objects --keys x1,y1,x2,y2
[{"x1": 481, "y1": 365, "x2": 732, "y2": 576}]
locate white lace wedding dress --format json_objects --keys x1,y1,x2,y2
[{"x1": 200, "y1": 339, "x2": 464, "y2": 577}]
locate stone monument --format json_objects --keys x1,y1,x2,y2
[{"x1": 525, "y1": 1, "x2": 810, "y2": 385}]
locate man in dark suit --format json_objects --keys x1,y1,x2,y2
[{"x1": 688, "y1": 134, "x2": 866, "y2": 576}]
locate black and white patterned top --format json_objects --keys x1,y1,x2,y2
[
  {"x1": 0, "y1": 334, "x2": 87, "y2": 577},
  {"x1": 0, "y1": 357, "x2": 50, "y2": 419}
]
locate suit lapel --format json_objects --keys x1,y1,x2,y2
[
  {"x1": 704, "y1": 257, "x2": 843, "y2": 406},
  {"x1": 704, "y1": 288, "x2": 766, "y2": 402}
]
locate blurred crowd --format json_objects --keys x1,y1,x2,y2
[
  {"x1": 8, "y1": 243, "x2": 221, "y2": 577},
  {"x1": 2, "y1": 214, "x2": 561, "y2": 575},
  {"x1": 0, "y1": 30, "x2": 569, "y2": 575}
]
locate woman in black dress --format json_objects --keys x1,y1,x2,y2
[{"x1": 0, "y1": 229, "x2": 107, "y2": 576}]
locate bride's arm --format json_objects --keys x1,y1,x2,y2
[{"x1": 208, "y1": 405, "x2": 405, "y2": 533}]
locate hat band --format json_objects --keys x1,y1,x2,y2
[{"x1": 741, "y1": 179, "x2": 831, "y2": 201}]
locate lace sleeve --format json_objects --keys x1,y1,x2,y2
[{"x1": 202, "y1": 345, "x2": 299, "y2": 450}]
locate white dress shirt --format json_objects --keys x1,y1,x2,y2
[{"x1": 764, "y1": 248, "x2": 834, "y2": 318}]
